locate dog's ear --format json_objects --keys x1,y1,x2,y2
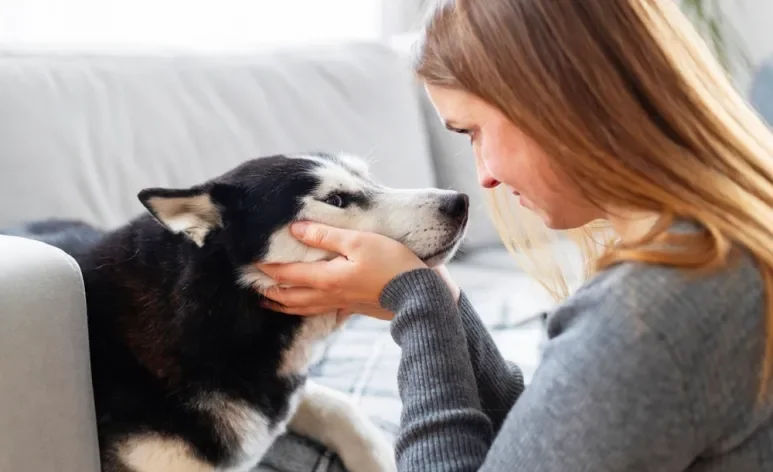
[{"x1": 138, "y1": 185, "x2": 228, "y2": 247}]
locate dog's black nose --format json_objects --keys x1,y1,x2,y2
[{"x1": 440, "y1": 193, "x2": 469, "y2": 223}]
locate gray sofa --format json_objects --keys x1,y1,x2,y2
[{"x1": 0, "y1": 40, "x2": 554, "y2": 471}]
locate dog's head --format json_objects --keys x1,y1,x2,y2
[{"x1": 138, "y1": 153, "x2": 468, "y2": 289}]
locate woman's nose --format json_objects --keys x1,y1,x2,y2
[
  {"x1": 480, "y1": 175, "x2": 500, "y2": 189},
  {"x1": 476, "y1": 159, "x2": 500, "y2": 189}
]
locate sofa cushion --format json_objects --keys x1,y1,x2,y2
[
  {"x1": 0, "y1": 41, "x2": 436, "y2": 228},
  {"x1": 0, "y1": 236, "x2": 100, "y2": 472}
]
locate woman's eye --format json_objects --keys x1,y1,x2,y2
[
  {"x1": 451, "y1": 127, "x2": 475, "y2": 143},
  {"x1": 324, "y1": 194, "x2": 345, "y2": 208}
]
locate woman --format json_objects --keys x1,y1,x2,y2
[{"x1": 258, "y1": 0, "x2": 773, "y2": 470}]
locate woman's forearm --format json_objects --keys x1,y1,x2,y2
[
  {"x1": 457, "y1": 292, "x2": 525, "y2": 432},
  {"x1": 381, "y1": 268, "x2": 494, "y2": 470},
  {"x1": 432, "y1": 265, "x2": 526, "y2": 431}
]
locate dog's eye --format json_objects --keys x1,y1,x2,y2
[{"x1": 324, "y1": 194, "x2": 346, "y2": 208}]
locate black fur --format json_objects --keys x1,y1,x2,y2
[{"x1": 2, "y1": 155, "x2": 331, "y2": 470}]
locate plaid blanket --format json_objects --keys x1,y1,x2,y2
[{"x1": 257, "y1": 275, "x2": 551, "y2": 472}]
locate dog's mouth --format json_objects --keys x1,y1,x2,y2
[{"x1": 420, "y1": 235, "x2": 464, "y2": 267}]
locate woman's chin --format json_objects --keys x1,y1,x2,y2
[
  {"x1": 518, "y1": 195, "x2": 601, "y2": 231},
  {"x1": 541, "y1": 211, "x2": 594, "y2": 231},
  {"x1": 518, "y1": 198, "x2": 578, "y2": 230},
  {"x1": 542, "y1": 218, "x2": 566, "y2": 230}
]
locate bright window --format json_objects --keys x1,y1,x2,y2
[{"x1": 0, "y1": 0, "x2": 385, "y2": 50}]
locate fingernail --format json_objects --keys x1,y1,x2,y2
[{"x1": 291, "y1": 221, "x2": 309, "y2": 238}]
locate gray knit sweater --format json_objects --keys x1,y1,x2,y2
[{"x1": 379, "y1": 244, "x2": 773, "y2": 470}]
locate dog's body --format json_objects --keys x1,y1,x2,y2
[{"x1": 4, "y1": 152, "x2": 468, "y2": 472}]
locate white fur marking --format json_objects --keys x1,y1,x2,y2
[
  {"x1": 289, "y1": 381, "x2": 397, "y2": 472},
  {"x1": 337, "y1": 152, "x2": 372, "y2": 177},
  {"x1": 278, "y1": 313, "x2": 338, "y2": 376},
  {"x1": 238, "y1": 223, "x2": 336, "y2": 292},
  {"x1": 120, "y1": 436, "x2": 214, "y2": 472},
  {"x1": 197, "y1": 394, "x2": 284, "y2": 472}
]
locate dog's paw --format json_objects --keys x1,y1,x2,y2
[
  {"x1": 287, "y1": 381, "x2": 397, "y2": 472},
  {"x1": 336, "y1": 430, "x2": 396, "y2": 472}
]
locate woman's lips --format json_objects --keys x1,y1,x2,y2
[{"x1": 512, "y1": 190, "x2": 529, "y2": 207}]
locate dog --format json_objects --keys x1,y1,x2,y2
[{"x1": 3, "y1": 152, "x2": 469, "y2": 472}]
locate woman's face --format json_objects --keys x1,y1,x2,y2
[{"x1": 425, "y1": 84, "x2": 602, "y2": 230}]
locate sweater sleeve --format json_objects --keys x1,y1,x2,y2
[
  {"x1": 380, "y1": 269, "x2": 494, "y2": 470},
  {"x1": 456, "y1": 291, "x2": 525, "y2": 432}
]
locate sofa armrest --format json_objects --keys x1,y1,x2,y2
[{"x1": 0, "y1": 236, "x2": 101, "y2": 471}]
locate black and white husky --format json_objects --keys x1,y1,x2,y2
[{"x1": 3, "y1": 152, "x2": 469, "y2": 472}]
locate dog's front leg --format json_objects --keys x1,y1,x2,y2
[{"x1": 288, "y1": 380, "x2": 396, "y2": 472}]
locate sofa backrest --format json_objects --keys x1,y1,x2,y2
[{"x1": 0, "y1": 41, "x2": 438, "y2": 232}]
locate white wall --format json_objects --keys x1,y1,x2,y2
[
  {"x1": 0, "y1": 0, "x2": 384, "y2": 51},
  {"x1": 720, "y1": 0, "x2": 773, "y2": 94}
]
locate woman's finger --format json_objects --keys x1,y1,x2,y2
[
  {"x1": 261, "y1": 299, "x2": 337, "y2": 316},
  {"x1": 260, "y1": 285, "x2": 334, "y2": 308},
  {"x1": 290, "y1": 221, "x2": 362, "y2": 255},
  {"x1": 258, "y1": 259, "x2": 335, "y2": 287}
]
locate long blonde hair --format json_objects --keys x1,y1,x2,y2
[{"x1": 414, "y1": 0, "x2": 773, "y2": 393}]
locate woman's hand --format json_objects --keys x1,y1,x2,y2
[{"x1": 256, "y1": 221, "x2": 428, "y2": 318}]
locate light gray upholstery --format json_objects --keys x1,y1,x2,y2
[{"x1": 0, "y1": 235, "x2": 101, "y2": 472}]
